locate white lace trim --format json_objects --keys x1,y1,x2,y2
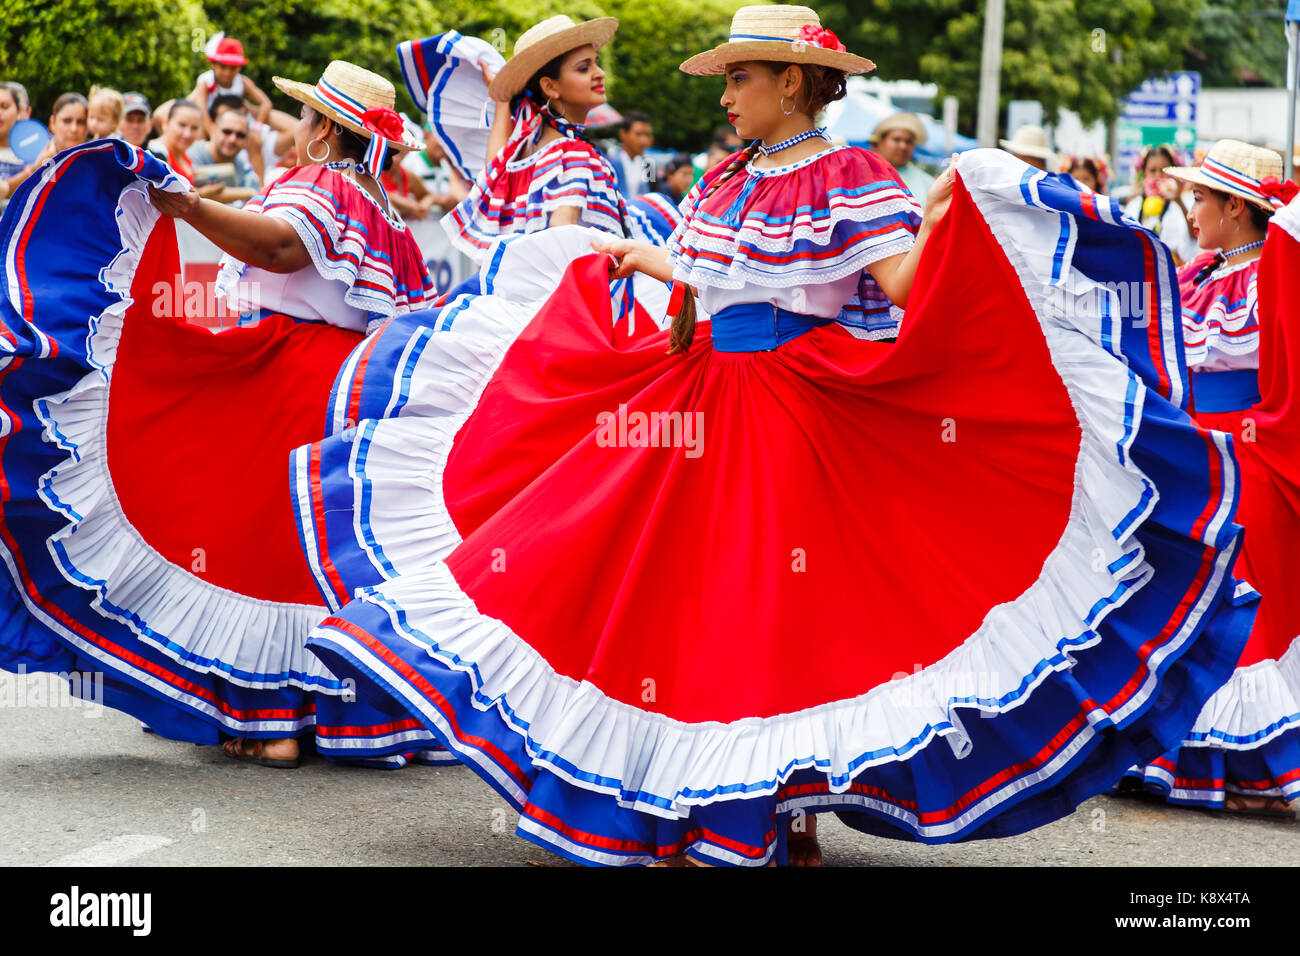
[
  {"x1": 35, "y1": 180, "x2": 341, "y2": 692},
  {"x1": 308, "y1": 151, "x2": 1238, "y2": 827},
  {"x1": 215, "y1": 172, "x2": 424, "y2": 320},
  {"x1": 670, "y1": 197, "x2": 919, "y2": 291},
  {"x1": 1180, "y1": 638, "x2": 1300, "y2": 751}
]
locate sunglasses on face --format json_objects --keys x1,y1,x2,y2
[{"x1": 219, "y1": 129, "x2": 248, "y2": 139}]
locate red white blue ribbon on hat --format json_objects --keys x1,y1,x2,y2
[
  {"x1": 315, "y1": 77, "x2": 406, "y2": 178},
  {"x1": 1201, "y1": 156, "x2": 1291, "y2": 209},
  {"x1": 729, "y1": 25, "x2": 846, "y2": 51}
]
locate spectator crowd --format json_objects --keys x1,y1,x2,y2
[{"x1": 1, "y1": 31, "x2": 1183, "y2": 262}]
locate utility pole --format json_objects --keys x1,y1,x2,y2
[{"x1": 976, "y1": 0, "x2": 1006, "y2": 147}]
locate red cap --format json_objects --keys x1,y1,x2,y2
[{"x1": 207, "y1": 38, "x2": 248, "y2": 66}]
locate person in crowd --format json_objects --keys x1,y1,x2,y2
[
  {"x1": 119, "y1": 92, "x2": 153, "y2": 148},
  {"x1": 424, "y1": 15, "x2": 668, "y2": 264},
  {"x1": 187, "y1": 101, "x2": 260, "y2": 205},
  {"x1": 47, "y1": 92, "x2": 89, "y2": 153},
  {"x1": 86, "y1": 86, "x2": 125, "y2": 141},
  {"x1": 401, "y1": 123, "x2": 469, "y2": 213},
  {"x1": 608, "y1": 108, "x2": 654, "y2": 197},
  {"x1": 870, "y1": 112, "x2": 933, "y2": 206},
  {"x1": 998, "y1": 124, "x2": 1052, "y2": 171},
  {"x1": 160, "y1": 34, "x2": 289, "y2": 186},
  {"x1": 0, "y1": 81, "x2": 32, "y2": 201},
  {"x1": 1123, "y1": 145, "x2": 1198, "y2": 265},
  {"x1": 657, "y1": 152, "x2": 694, "y2": 204},
  {"x1": 188, "y1": 35, "x2": 273, "y2": 131},
  {"x1": 1119, "y1": 141, "x2": 1300, "y2": 817},
  {"x1": 148, "y1": 99, "x2": 206, "y2": 186},
  {"x1": 5, "y1": 80, "x2": 31, "y2": 120},
  {"x1": 1060, "y1": 154, "x2": 1109, "y2": 194},
  {"x1": 0, "y1": 60, "x2": 437, "y2": 772},
  {"x1": 17, "y1": 91, "x2": 93, "y2": 178},
  {"x1": 379, "y1": 155, "x2": 436, "y2": 220},
  {"x1": 695, "y1": 124, "x2": 745, "y2": 181}
]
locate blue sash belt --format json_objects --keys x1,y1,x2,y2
[
  {"x1": 710, "y1": 302, "x2": 833, "y2": 353},
  {"x1": 1190, "y1": 368, "x2": 1260, "y2": 413}
]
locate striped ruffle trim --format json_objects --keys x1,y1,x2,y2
[{"x1": 297, "y1": 152, "x2": 1254, "y2": 861}]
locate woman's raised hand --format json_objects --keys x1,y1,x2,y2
[{"x1": 924, "y1": 154, "x2": 958, "y2": 224}]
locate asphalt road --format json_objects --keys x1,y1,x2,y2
[{"x1": 2, "y1": 674, "x2": 1298, "y2": 867}]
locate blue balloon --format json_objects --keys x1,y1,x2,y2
[{"x1": 9, "y1": 119, "x2": 50, "y2": 165}]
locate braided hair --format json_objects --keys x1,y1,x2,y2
[{"x1": 668, "y1": 142, "x2": 761, "y2": 354}]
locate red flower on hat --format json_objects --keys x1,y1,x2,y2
[
  {"x1": 1259, "y1": 176, "x2": 1299, "y2": 207},
  {"x1": 795, "y1": 24, "x2": 846, "y2": 52},
  {"x1": 362, "y1": 107, "x2": 406, "y2": 142}
]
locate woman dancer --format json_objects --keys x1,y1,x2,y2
[
  {"x1": 402, "y1": 16, "x2": 676, "y2": 264},
  {"x1": 0, "y1": 61, "x2": 445, "y2": 769},
  {"x1": 1120, "y1": 142, "x2": 1300, "y2": 815},
  {"x1": 287, "y1": 5, "x2": 1254, "y2": 865},
  {"x1": 1125, "y1": 145, "x2": 1197, "y2": 266},
  {"x1": 147, "y1": 100, "x2": 204, "y2": 184}
]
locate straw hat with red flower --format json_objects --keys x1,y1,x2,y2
[
  {"x1": 679, "y1": 5, "x2": 874, "y2": 76},
  {"x1": 274, "y1": 60, "x2": 423, "y2": 177}
]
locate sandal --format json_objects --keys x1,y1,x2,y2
[
  {"x1": 1217, "y1": 794, "x2": 1296, "y2": 819},
  {"x1": 220, "y1": 737, "x2": 300, "y2": 769}
]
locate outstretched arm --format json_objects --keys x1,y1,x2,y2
[
  {"x1": 590, "y1": 237, "x2": 674, "y2": 283},
  {"x1": 485, "y1": 98, "x2": 512, "y2": 172},
  {"x1": 864, "y1": 160, "x2": 956, "y2": 308},
  {"x1": 477, "y1": 61, "x2": 513, "y2": 173},
  {"x1": 148, "y1": 185, "x2": 310, "y2": 272},
  {"x1": 242, "y1": 77, "x2": 273, "y2": 125}
]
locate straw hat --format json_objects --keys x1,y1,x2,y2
[
  {"x1": 488, "y1": 16, "x2": 619, "y2": 102},
  {"x1": 871, "y1": 112, "x2": 927, "y2": 146},
  {"x1": 1164, "y1": 139, "x2": 1287, "y2": 211},
  {"x1": 680, "y1": 5, "x2": 874, "y2": 76},
  {"x1": 273, "y1": 61, "x2": 422, "y2": 151},
  {"x1": 999, "y1": 125, "x2": 1053, "y2": 161}
]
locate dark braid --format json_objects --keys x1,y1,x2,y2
[{"x1": 668, "y1": 142, "x2": 760, "y2": 355}]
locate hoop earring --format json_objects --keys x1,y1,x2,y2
[
  {"x1": 1217, "y1": 215, "x2": 1241, "y2": 239},
  {"x1": 545, "y1": 97, "x2": 566, "y2": 119},
  {"x1": 306, "y1": 138, "x2": 331, "y2": 163},
  {"x1": 780, "y1": 96, "x2": 795, "y2": 116}
]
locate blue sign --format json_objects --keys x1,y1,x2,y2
[
  {"x1": 1125, "y1": 71, "x2": 1200, "y2": 102},
  {"x1": 1121, "y1": 100, "x2": 1197, "y2": 123}
]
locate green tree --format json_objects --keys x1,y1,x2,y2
[
  {"x1": 206, "y1": 0, "x2": 446, "y2": 118},
  {"x1": 819, "y1": 0, "x2": 1205, "y2": 134},
  {"x1": 0, "y1": 0, "x2": 211, "y2": 116},
  {"x1": 1186, "y1": 0, "x2": 1288, "y2": 87},
  {"x1": 605, "y1": 0, "x2": 756, "y2": 150}
]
